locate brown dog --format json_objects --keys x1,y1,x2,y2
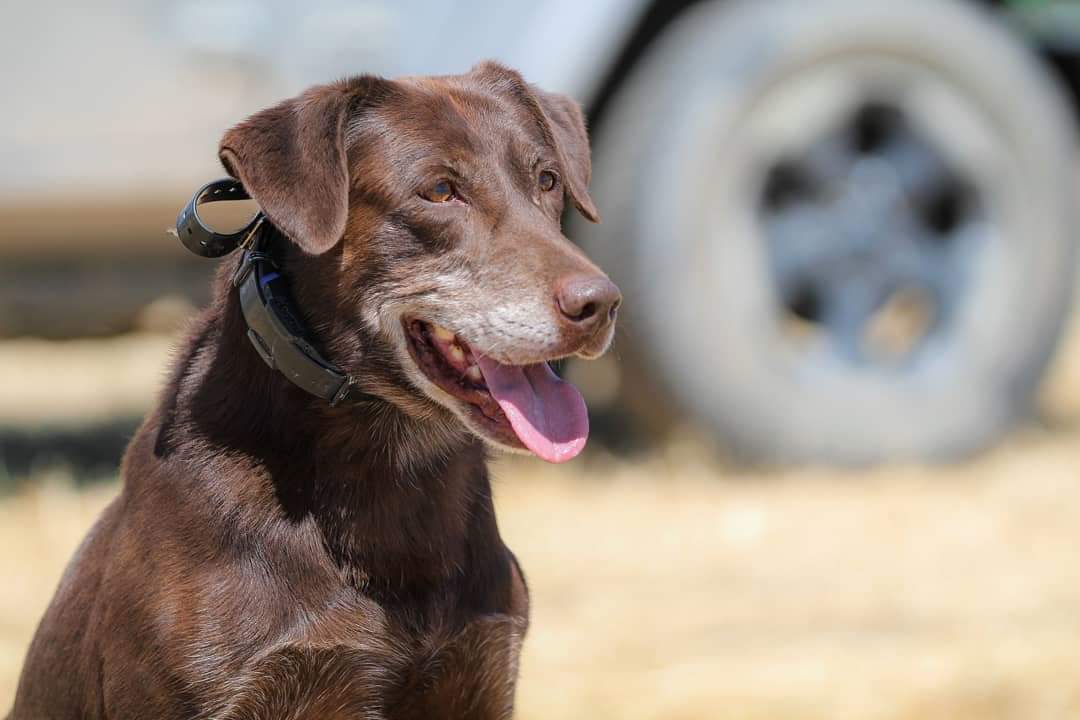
[{"x1": 10, "y1": 62, "x2": 619, "y2": 719}]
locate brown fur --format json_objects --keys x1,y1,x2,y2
[{"x1": 10, "y1": 62, "x2": 619, "y2": 719}]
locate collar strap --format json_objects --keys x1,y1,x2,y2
[
  {"x1": 176, "y1": 178, "x2": 258, "y2": 258},
  {"x1": 177, "y1": 178, "x2": 375, "y2": 406},
  {"x1": 231, "y1": 222, "x2": 375, "y2": 407}
]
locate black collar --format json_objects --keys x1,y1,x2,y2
[{"x1": 176, "y1": 179, "x2": 374, "y2": 407}]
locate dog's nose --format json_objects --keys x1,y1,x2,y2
[{"x1": 556, "y1": 276, "x2": 622, "y2": 327}]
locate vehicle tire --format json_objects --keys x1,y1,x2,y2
[{"x1": 574, "y1": 0, "x2": 1078, "y2": 464}]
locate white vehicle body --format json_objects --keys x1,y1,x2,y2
[{"x1": 0, "y1": 0, "x2": 648, "y2": 207}]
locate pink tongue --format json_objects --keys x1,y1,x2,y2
[{"x1": 474, "y1": 354, "x2": 588, "y2": 463}]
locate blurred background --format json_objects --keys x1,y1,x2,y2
[{"x1": 5, "y1": 0, "x2": 1080, "y2": 717}]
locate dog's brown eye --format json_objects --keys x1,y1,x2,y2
[
  {"x1": 423, "y1": 179, "x2": 455, "y2": 203},
  {"x1": 538, "y1": 170, "x2": 557, "y2": 192}
]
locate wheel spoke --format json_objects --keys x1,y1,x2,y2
[
  {"x1": 875, "y1": 124, "x2": 957, "y2": 204},
  {"x1": 819, "y1": 274, "x2": 888, "y2": 363},
  {"x1": 884, "y1": 233, "x2": 955, "y2": 299},
  {"x1": 795, "y1": 132, "x2": 860, "y2": 199},
  {"x1": 763, "y1": 204, "x2": 846, "y2": 298}
]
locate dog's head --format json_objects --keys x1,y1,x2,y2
[{"x1": 218, "y1": 62, "x2": 620, "y2": 463}]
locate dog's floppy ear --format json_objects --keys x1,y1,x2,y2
[
  {"x1": 218, "y1": 77, "x2": 389, "y2": 254},
  {"x1": 471, "y1": 61, "x2": 599, "y2": 223},
  {"x1": 531, "y1": 87, "x2": 599, "y2": 223}
]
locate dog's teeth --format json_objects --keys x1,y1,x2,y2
[
  {"x1": 449, "y1": 344, "x2": 466, "y2": 364},
  {"x1": 432, "y1": 324, "x2": 456, "y2": 342},
  {"x1": 466, "y1": 365, "x2": 482, "y2": 383}
]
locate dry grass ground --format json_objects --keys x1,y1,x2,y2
[{"x1": 3, "y1": 327, "x2": 1080, "y2": 718}]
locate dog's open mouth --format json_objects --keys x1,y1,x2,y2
[{"x1": 403, "y1": 319, "x2": 589, "y2": 463}]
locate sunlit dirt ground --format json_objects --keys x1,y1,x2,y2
[{"x1": 3, "y1": 324, "x2": 1080, "y2": 719}]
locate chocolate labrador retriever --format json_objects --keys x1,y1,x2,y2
[{"x1": 9, "y1": 62, "x2": 619, "y2": 719}]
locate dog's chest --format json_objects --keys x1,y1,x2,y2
[{"x1": 219, "y1": 610, "x2": 527, "y2": 720}]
